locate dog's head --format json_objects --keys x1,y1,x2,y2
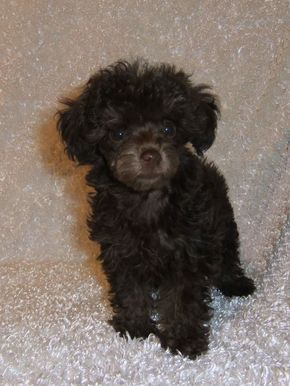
[{"x1": 58, "y1": 60, "x2": 219, "y2": 191}]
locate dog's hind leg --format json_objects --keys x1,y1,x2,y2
[{"x1": 215, "y1": 218, "x2": 255, "y2": 297}]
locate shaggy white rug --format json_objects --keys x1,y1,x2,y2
[{"x1": 1, "y1": 1, "x2": 289, "y2": 384}]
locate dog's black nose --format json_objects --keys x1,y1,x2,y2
[{"x1": 140, "y1": 149, "x2": 161, "y2": 167}]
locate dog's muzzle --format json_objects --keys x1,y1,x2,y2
[{"x1": 114, "y1": 142, "x2": 179, "y2": 191}]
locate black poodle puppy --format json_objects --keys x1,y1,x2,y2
[{"x1": 57, "y1": 59, "x2": 255, "y2": 359}]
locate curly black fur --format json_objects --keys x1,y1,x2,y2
[{"x1": 57, "y1": 59, "x2": 255, "y2": 359}]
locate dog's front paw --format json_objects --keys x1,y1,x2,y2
[
  {"x1": 109, "y1": 316, "x2": 128, "y2": 338},
  {"x1": 109, "y1": 316, "x2": 155, "y2": 339},
  {"x1": 159, "y1": 332, "x2": 208, "y2": 360},
  {"x1": 219, "y1": 276, "x2": 255, "y2": 297}
]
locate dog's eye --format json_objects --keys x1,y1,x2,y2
[
  {"x1": 111, "y1": 129, "x2": 125, "y2": 141},
  {"x1": 161, "y1": 125, "x2": 176, "y2": 138}
]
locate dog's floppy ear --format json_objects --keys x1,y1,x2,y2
[
  {"x1": 57, "y1": 79, "x2": 102, "y2": 165},
  {"x1": 188, "y1": 85, "x2": 220, "y2": 155}
]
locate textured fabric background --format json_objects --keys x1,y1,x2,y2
[{"x1": 0, "y1": 1, "x2": 289, "y2": 384}]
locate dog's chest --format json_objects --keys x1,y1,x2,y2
[
  {"x1": 140, "y1": 191, "x2": 168, "y2": 222},
  {"x1": 133, "y1": 190, "x2": 168, "y2": 225},
  {"x1": 121, "y1": 191, "x2": 178, "y2": 268}
]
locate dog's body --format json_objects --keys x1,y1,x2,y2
[{"x1": 58, "y1": 60, "x2": 255, "y2": 359}]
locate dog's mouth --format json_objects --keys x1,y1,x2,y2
[
  {"x1": 138, "y1": 172, "x2": 162, "y2": 180},
  {"x1": 116, "y1": 166, "x2": 169, "y2": 192},
  {"x1": 130, "y1": 173, "x2": 170, "y2": 191}
]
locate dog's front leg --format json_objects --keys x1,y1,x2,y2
[
  {"x1": 157, "y1": 280, "x2": 211, "y2": 359},
  {"x1": 108, "y1": 277, "x2": 157, "y2": 340}
]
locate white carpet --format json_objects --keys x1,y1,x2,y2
[{"x1": 1, "y1": 1, "x2": 289, "y2": 384}]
